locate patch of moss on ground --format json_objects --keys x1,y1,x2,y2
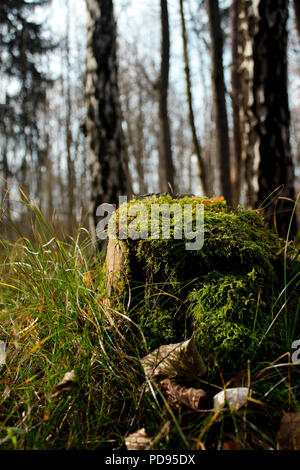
[{"x1": 108, "y1": 194, "x2": 284, "y2": 376}]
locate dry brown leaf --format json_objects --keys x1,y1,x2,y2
[
  {"x1": 125, "y1": 428, "x2": 152, "y2": 450},
  {"x1": 159, "y1": 378, "x2": 207, "y2": 411},
  {"x1": 277, "y1": 412, "x2": 300, "y2": 450},
  {"x1": 48, "y1": 370, "x2": 77, "y2": 399},
  {"x1": 213, "y1": 387, "x2": 252, "y2": 411},
  {"x1": 141, "y1": 338, "x2": 206, "y2": 380},
  {"x1": 192, "y1": 196, "x2": 224, "y2": 205}
]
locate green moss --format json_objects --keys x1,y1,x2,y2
[
  {"x1": 188, "y1": 270, "x2": 280, "y2": 374},
  {"x1": 107, "y1": 195, "x2": 283, "y2": 375}
]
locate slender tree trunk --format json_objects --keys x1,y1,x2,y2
[
  {"x1": 158, "y1": 0, "x2": 175, "y2": 193},
  {"x1": 66, "y1": 0, "x2": 75, "y2": 232},
  {"x1": 230, "y1": 0, "x2": 242, "y2": 204},
  {"x1": 294, "y1": 0, "x2": 300, "y2": 40},
  {"x1": 239, "y1": 0, "x2": 297, "y2": 237},
  {"x1": 1, "y1": 131, "x2": 10, "y2": 213},
  {"x1": 1, "y1": 95, "x2": 10, "y2": 213},
  {"x1": 206, "y1": 0, "x2": 233, "y2": 205},
  {"x1": 198, "y1": 42, "x2": 214, "y2": 196},
  {"x1": 85, "y1": 0, "x2": 132, "y2": 241},
  {"x1": 20, "y1": 134, "x2": 30, "y2": 198},
  {"x1": 179, "y1": 0, "x2": 209, "y2": 196},
  {"x1": 136, "y1": 84, "x2": 147, "y2": 194},
  {"x1": 123, "y1": 79, "x2": 147, "y2": 195},
  {"x1": 238, "y1": 2, "x2": 256, "y2": 208},
  {"x1": 45, "y1": 133, "x2": 53, "y2": 221}
]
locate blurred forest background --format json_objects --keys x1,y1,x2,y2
[{"x1": 0, "y1": 0, "x2": 300, "y2": 240}]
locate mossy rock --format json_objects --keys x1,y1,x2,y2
[{"x1": 104, "y1": 194, "x2": 283, "y2": 377}]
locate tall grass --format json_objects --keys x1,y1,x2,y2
[{"x1": 0, "y1": 193, "x2": 299, "y2": 449}]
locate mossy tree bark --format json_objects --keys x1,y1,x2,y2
[
  {"x1": 239, "y1": 0, "x2": 297, "y2": 237},
  {"x1": 85, "y1": 0, "x2": 132, "y2": 242},
  {"x1": 205, "y1": 0, "x2": 233, "y2": 206}
]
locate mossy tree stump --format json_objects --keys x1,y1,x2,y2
[{"x1": 104, "y1": 194, "x2": 283, "y2": 376}]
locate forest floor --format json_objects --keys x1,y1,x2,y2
[{"x1": 0, "y1": 197, "x2": 299, "y2": 451}]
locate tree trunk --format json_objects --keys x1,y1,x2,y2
[
  {"x1": 66, "y1": 0, "x2": 75, "y2": 232},
  {"x1": 1, "y1": 130, "x2": 10, "y2": 213},
  {"x1": 294, "y1": 0, "x2": 300, "y2": 40},
  {"x1": 158, "y1": 0, "x2": 175, "y2": 193},
  {"x1": 179, "y1": 0, "x2": 209, "y2": 196},
  {"x1": 85, "y1": 0, "x2": 132, "y2": 242},
  {"x1": 230, "y1": 0, "x2": 242, "y2": 205},
  {"x1": 136, "y1": 84, "x2": 148, "y2": 194},
  {"x1": 123, "y1": 76, "x2": 147, "y2": 195},
  {"x1": 239, "y1": 0, "x2": 297, "y2": 237},
  {"x1": 205, "y1": 0, "x2": 233, "y2": 205}
]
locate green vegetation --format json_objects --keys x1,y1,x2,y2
[
  {"x1": 0, "y1": 194, "x2": 299, "y2": 449},
  {"x1": 111, "y1": 195, "x2": 286, "y2": 375}
]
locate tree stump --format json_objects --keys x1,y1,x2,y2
[
  {"x1": 105, "y1": 238, "x2": 129, "y2": 298},
  {"x1": 104, "y1": 194, "x2": 283, "y2": 376}
]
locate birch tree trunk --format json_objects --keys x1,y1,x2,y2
[
  {"x1": 85, "y1": 0, "x2": 131, "y2": 241},
  {"x1": 206, "y1": 0, "x2": 233, "y2": 205},
  {"x1": 239, "y1": 0, "x2": 296, "y2": 237}
]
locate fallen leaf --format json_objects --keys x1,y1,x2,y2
[
  {"x1": 125, "y1": 428, "x2": 152, "y2": 450},
  {"x1": 192, "y1": 196, "x2": 224, "y2": 205},
  {"x1": 213, "y1": 387, "x2": 252, "y2": 411},
  {"x1": 277, "y1": 412, "x2": 300, "y2": 450},
  {"x1": 48, "y1": 370, "x2": 77, "y2": 399},
  {"x1": 159, "y1": 378, "x2": 207, "y2": 411},
  {"x1": 141, "y1": 338, "x2": 206, "y2": 380}
]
